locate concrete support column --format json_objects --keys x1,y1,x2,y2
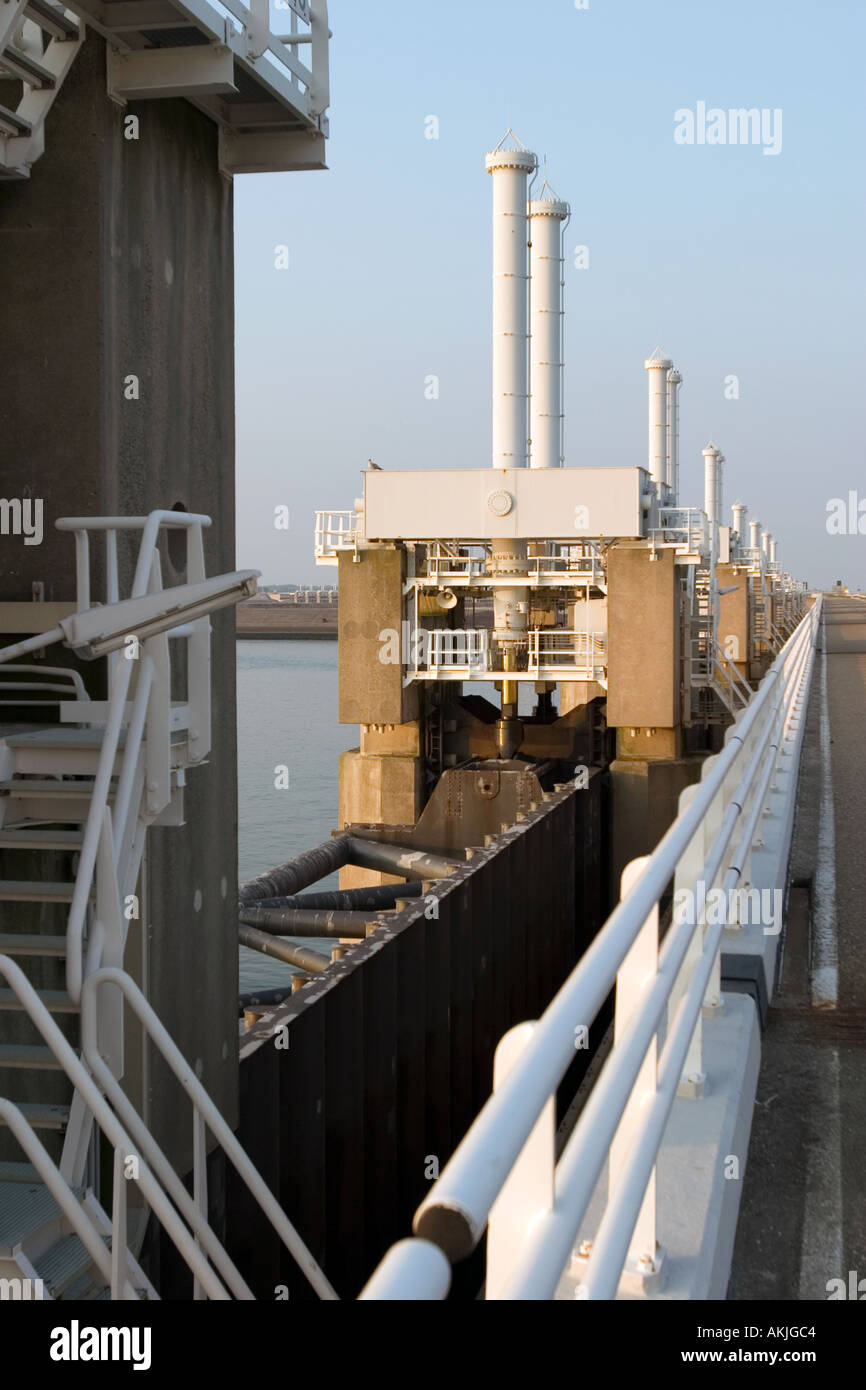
[{"x1": 0, "y1": 34, "x2": 239, "y2": 1161}]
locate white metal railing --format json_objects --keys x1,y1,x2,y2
[
  {"x1": 0, "y1": 512, "x2": 257, "y2": 1185},
  {"x1": 0, "y1": 664, "x2": 86, "y2": 710},
  {"x1": 652, "y1": 507, "x2": 708, "y2": 556},
  {"x1": 314, "y1": 509, "x2": 359, "y2": 563},
  {"x1": 361, "y1": 600, "x2": 821, "y2": 1300},
  {"x1": 0, "y1": 957, "x2": 336, "y2": 1300},
  {"x1": 428, "y1": 628, "x2": 489, "y2": 672},
  {"x1": 527, "y1": 630, "x2": 605, "y2": 678}
]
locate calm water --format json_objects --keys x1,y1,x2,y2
[
  {"x1": 236, "y1": 640, "x2": 356, "y2": 990},
  {"x1": 236, "y1": 643, "x2": 523, "y2": 991}
]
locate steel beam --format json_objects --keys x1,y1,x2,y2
[
  {"x1": 219, "y1": 126, "x2": 325, "y2": 175},
  {"x1": 107, "y1": 43, "x2": 237, "y2": 101}
]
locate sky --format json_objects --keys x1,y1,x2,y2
[{"x1": 234, "y1": 0, "x2": 866, "y2": 589}]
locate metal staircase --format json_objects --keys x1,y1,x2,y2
[
  {"x1": 689, "y1": 568, "x2": 752, "y2": 719},
  {"x1": 0, "y1": 510, "x2": 337, "y2": 1300},
  {"x1": 1, "y1": 0, "x2": 332, "y2": 180},
  {"x1": 0, "y1": 0, "x2": 83, "y2": 179}
]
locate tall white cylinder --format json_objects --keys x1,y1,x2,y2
[
  {"x1": 703, "y1": 445, "x2": 721, "y2": 525},
  {"x1": 645, "y1": 351, "x2": 673, "y2": 491},
  {"x1": 528, "y1": 193, "x2": 569, "y2": 469},
  {"x1": 486, "y1": 143, "x2": 537, "y2": 468},
  {"x1": 666, "y1": 369, "x2": 682, "y2": 498},
  {"x1": 749, "y1": 520, "x2": 762, "y2": 553},
  {"x1": 769, "y1": 536, "x2": 778, "y2": 565},
  {"x1": 762, "y1": 530, "x2": 771, "y2": 556},
  {"x1": 731, "y1": 501, "x2": 747, "y2": 538}
]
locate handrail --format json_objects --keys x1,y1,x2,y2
[
  {"x1": 81, "y1": 968, "x2": 339, "y2": 1301},
  {"x1": 362, "y1": 600, "x2": 820, "y2": 1299},
  {"x1": 0, "y1": 957, "x2": 232, "y2": 1300}
]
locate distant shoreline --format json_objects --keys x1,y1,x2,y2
[{"x1": 235, "y1": 598, "x2": 338, "y2": 641}]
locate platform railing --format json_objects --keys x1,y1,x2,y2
[
  {"x1": 314, "y1": 509, "x2": 359, "y2": 562},
  {"x1": 361, "y1": 599, "x2": 821, "y2": 1301},
  {"x1": 0, "y1": 511, "x2": 257, "y2": 1184},
  {"x1": 0, "y1": 957, "x2": 336, "y2": 1300}
]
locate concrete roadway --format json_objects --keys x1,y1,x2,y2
[{"x1": 729, "y1": 597, "x2": 866, "y2": 1301}]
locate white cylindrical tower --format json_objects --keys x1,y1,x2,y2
[
  {"x1": 486, "y1": 138, "x2": 537, "y2": 469},
  {"x1": 762, "y1": 530, "x2": 772, "y2": 557},
  {"x1": 769, "y1": 536, "x2": 778, "y2": 565},
  {"x1": 666, "y1": 368, "x2": 682, "y2": 499},
  {"x1": 528, "y1": 188, "x2": 569, "y2": 469},
  {"x1": 749, "y1": 519, "x2": 762, "y2": 553},
  {"x1": 644, "y1": 350, "x2": 673, "y2": 492},
  {"x1": 703, "y1": 444, "x2": 721, "y2": 525},
  {"x1": 731, "y1": 501, "x2": 747, "y2": 539}
]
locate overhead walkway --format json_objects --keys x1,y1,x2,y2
[{"x1": 730, "y1": 595, "x2": 866, "y2": 1300}]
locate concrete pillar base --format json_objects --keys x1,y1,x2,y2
[{"x1": 609, "y1": 755, "x2": 705, "y2": 892}]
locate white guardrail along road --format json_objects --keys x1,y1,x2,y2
[{"x1": 360, "y1": 599, "x2": 821, "y2": 1300}]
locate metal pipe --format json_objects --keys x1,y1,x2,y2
[
  {"x1": 731, "y1": 501, "x2": 747, "y2": 541},
  {"x1": 749, "y1": 519, "x2": 762, "y2": 553},
  {"x1": 251, "y1": 883, "x2": 423, "y2": 911},
  {"x1": 703, "y1": 444, "x2": 721, "y2": 525},
  {"x1": 345, "y1": 835, "x2": 459, "y2": 881},
  {"x1": 238, "y1": 924, "x2": 331, "y2": 973},
  {"x1": 238, "y1": 834, "x2": 353, "y2": 904},
  {"x1": 240, "y1": 907, "x2": 368, "y2": 939},
  {"x1": 666, "y1": 369, "x2": 682, "y2": 499},
  {"x1": 238, "y1": 985, "x2": 293, "y2": 1013},
  {"x1": 485, "y1": 135, "x2": 537, "y2": 469},
  {"x1": 528, "y1": 190, "x2": 569, "y2": 470},
  {"x1": 644, "y1": 350, "x2": 673, "y2": 493}
]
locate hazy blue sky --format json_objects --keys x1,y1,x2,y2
[{"x1": 234, "y1": 0, "x2": 866, "y2": 588}]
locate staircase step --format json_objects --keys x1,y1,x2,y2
[
  {"x1": 0, "y1": 881, "x2": 82, "y2": 903},
  {"x1": 0, "y1": 780, "x2": 106, "y2": 795},
  {"x1": 0, "y1": 1162, "x2": 39, "y2": 1183},
  {"x1": 0, "y1": 1102, "x2": 69, "y2": 1131},
  {"x1": 0, "y1": 103, "x2": 32, "y2": 137},
  {"x1": 0, "y1": 45, "x2": 56, "y2": 88},
  {"x1": 0, "y1": 933, "x2": 68, "y2": 956},
  {"x1": 0, "y1": 1178, "x2": 60, "y2": 1254},
  {"x1": 24, "y1": 0, "x2": 79, "y2": 38},
  {"x1": 4, "y1": 729, "x2": 125, "y2": 751},
  {"x1": 0, "y1": 829, "x2": 83, "y2": 850},
  {"x1": 0, "y1": 990, "x2": 78, "y2": 1013},
  {"x1": 0, "y1": 1043, "x2": 63, "y2": 1069},
  {"x1": 34, "y1": 1232, "x2": 97, "y2": 1298}
]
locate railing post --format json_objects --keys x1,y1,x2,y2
[
  {"x1": 96, "y1": 808, "x2": 124, "y2": 1079},
  {"x1": 144, "y1": 552, "x2": 171, "y2": 817},
  {"x1": 668, "y1": 782, "x2": 707, "y2": 1097},
  {"x1": 486, "y1": 1022, "x2": 554, "y2": 1300},
  {"x1": 111, "y1": 1143, "x2": 130, "y2": 1300},
  {"x1": 193, "y1": 1110, "x2": 208, "y2": 1300},
  {"x1": 186, "y1": 522, "x2": 212, "y2": 765},
  {"x1": 607, "y1": 857, "x2": 663, "y2": 1287}
]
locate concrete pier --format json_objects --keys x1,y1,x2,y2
[{"x1": 0, "y1": 35, "x2": 239, "y2": 1160}]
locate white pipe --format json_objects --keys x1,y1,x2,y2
[
  {"x1": 750, "y1": 519, "x2": 762, "y2": 552},
  {"x1": 762, "y1": 530, "x2": 772, "y2": 556},
  {"x1": 528, "y1": 191, "x2": 569, "y2": 469},
  {"x1": 703, "y1": 445, "x2": 720, "y2": 525},
  {"x1": 644, "y1": 350, "x2": 673, "y2": 492},
  {"x1": 486, "y1": 139, "x2": 537, "y2": 468},
  {"x1": 666, "y1": 369, "x2": 682, "y2": 499},
  {"x1": 731, "y1": 501, "x2": 747, "y2": 539},
  {"x1": 769, "y1": 536, "x2": 778, "y2": 565}
]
